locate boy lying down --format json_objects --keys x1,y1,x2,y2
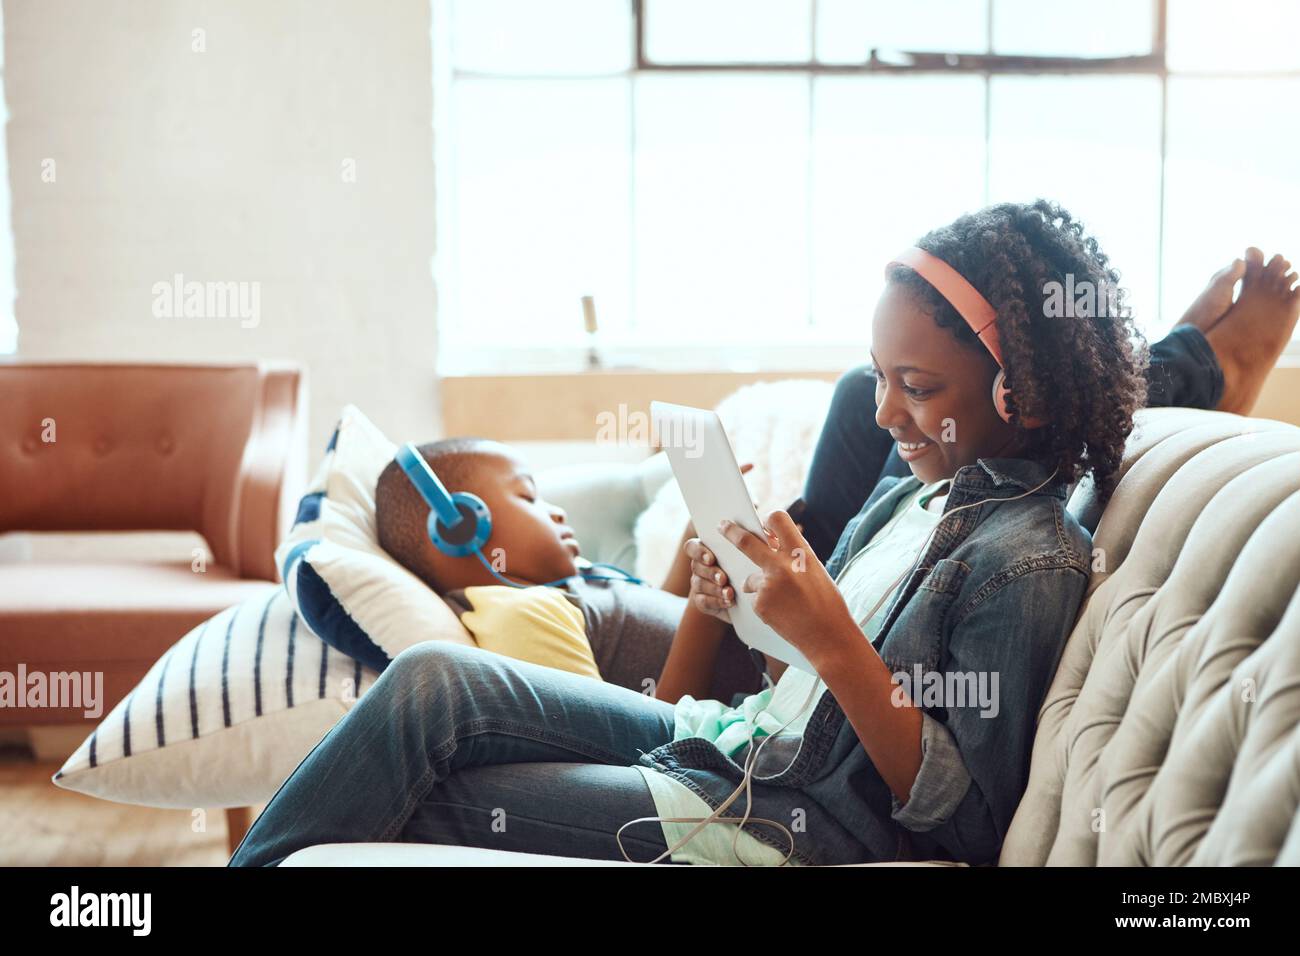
[{"x1": 374, "y1": 437, "x2": 762, "y2": 700}]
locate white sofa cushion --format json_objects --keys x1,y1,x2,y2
[
  {"x1": 1003, "y1": 408, "x2": 1300, "y2": 865},
  {"x1": 279, "y1": 843, "x2": 967, "y2": 866}
]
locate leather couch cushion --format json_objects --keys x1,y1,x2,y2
[{"x1": 0, "y1": 561, "x2": 274, "y2": 723}]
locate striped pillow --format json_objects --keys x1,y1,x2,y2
[{"x1": 52, "y1": 584, "x2": 381, "y2": 809}]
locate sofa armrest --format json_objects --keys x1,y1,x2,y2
[{"x1": 233, "y1": 363, "x2": 308, "y2": 581}]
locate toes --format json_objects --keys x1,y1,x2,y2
[
  {"x1": 1217, "y1": 258, "x2": 1247, "y2": 284},
  {"x1": 1284, "y1": 270, "x2": 1299, "y2": 293},
  {"x1": 1265, "y1": 256, "x2": 1292, "y2": 291},
  {"x1": 1245, "y1": 246, "x2": 1266, "y2": 277}
]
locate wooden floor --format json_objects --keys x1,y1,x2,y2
[{"x1": 0, "y1": 747, "x2": 254, "y2": 866}]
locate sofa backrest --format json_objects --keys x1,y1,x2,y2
[
  {"x1": 0, "y1": 362, "x2": 306, "y2": 580},
  {"x1": 1004, "y1": 406, "x2": 1300, "y2": 865}
]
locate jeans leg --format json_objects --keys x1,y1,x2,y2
[
  {"x1": 399, "y1": 761, "x2": 673, "y2": 863},
  {"x1": 1144, "y1": 324, "x2": 1225, "y2": 410},
  {"x1": 228, "y1": 642, "x2": 675, "y2": 867},
  {"x1": 800, "y1": 365, "x2": 897, "y2": 562}
]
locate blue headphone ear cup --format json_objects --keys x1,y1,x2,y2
[{"x1": 427, "y1": 491, "x2": 492, "y2": 557}]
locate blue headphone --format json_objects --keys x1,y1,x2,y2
[{"x1": 394, "y1": 442, "x2": 644, "y2": 589}]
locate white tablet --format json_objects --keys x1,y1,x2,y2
[{"x1": 650, "y1": 401, "x2": 815, "y2": 675}]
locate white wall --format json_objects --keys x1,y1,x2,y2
[{"x1": 4, "y1": 0, "x2": 441, "y2": 454}]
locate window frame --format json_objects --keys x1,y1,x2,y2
[{"x1": 433, "y1": 0, "x2": 1300, "y2": 375}]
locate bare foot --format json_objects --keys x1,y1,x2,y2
[
  {"x1": 1175, "y1": 256, "x2": 1246, "y2": 334},
  {"x1": 1204, "y1": 249, "x2": 1300, "y2": 415}
]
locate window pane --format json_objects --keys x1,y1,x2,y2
[
  {"x1": 634, "y1": 75, "x2": 808, "y2": 341},
  {"x1": 1164, "y1": 77, "x2": 1300, "y2": 340},
  {"x1": 451, "y1": 0, "x2": 632, "y2": 74},
  {"x1": 988, "y1": 76, "x2": 1162, "y2": 335},
  {"x1": 645, "y1": 0, "x2": 812, "y2": 63},
  {"x1": 993, "y1": 0, "x2": 1154, "y2": 57},
  {"x1": 812, "y1": 75, "x2": 986, "y2": 337},
  {"x1": 450, "y1": 79, "x2": 631, "y2": 347},
  {"x1": 817, "y1": 0, "x2": 989, "y2": 63},
  {"x1": 1168, "y1": 0, "x2": 1300, "y2": 72}
]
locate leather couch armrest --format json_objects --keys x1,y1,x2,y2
[{"x1": 233, "y1": 363, "x2": 307, "y2": 581}]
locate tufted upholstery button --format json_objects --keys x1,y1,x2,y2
[
  {"x1": 21, "y1": 436, "x2": 37, "y2": 454},
  {"x1": 93, "y1": 436, "x2": 112, "y2": 456},
  {"x1": 156, "y1": 433, "x2": 174, "y2": 455}
]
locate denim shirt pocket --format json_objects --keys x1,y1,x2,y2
[{"x1": 877, "y1": 557, "x2": 971, "y2": 678}]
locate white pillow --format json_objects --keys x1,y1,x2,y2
[
  {"x1": 634, "y1": 380, "x2": 834, "y2": 585},
  {"x1": 277, "y1": 404, "x2": 474, "y2": 671},
  {"x1": 53, "y1": 586, "x2": 380, "y2": 808}
]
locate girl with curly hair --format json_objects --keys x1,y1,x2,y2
[
  {"x1": 232, "y1": 201, "x2": 1289, "y2": 868},
  {"x1": 653, "y1": 199, "x2": 1154, "y2": 864}
]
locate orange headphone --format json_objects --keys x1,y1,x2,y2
[{"x1": 887, "y1": 247, "x2": 1048, "y2": 430}]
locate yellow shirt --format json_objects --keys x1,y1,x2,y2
[{"x1": 450, "y1": 585, "x2": 602, "y2": 680}]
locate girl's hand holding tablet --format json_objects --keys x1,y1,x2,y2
[
  {"x1": 684, "y1": 508, "x2": 855, "y2": 673},
  {"x1": 682, "y1": 534, "x2": 738, "y2": 622},
  {"x1": 714, "y1": 510, "x2": 860, "y2": 673}
]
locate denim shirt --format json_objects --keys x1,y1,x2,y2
[{"x1": 636, "y1": 455, "x2": 1092, "y2": 865}]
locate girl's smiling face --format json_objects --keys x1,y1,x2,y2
[{"x1": 870, "y1": 281, "x2": 1026, "y2": 484}]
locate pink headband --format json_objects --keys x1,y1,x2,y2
[{"x1": 887, "y1": 247, "x2": 1004, "y2": 368}]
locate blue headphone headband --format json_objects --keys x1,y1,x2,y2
[
  {"x1": 394, "y1": 442, "x2": 492, "y2": 558},
  {"x1": 392, "y1": 441, "x2": 644, "y2": 587}
]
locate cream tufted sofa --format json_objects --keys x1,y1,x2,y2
[
  {"x1": 281, "y1": 406, "x2": 1300, "y2": 866},
  {"x1": 1002, "y1": 406, "x2": 1300, "y2": 866}
]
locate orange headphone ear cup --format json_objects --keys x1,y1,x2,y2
[
  {"x1": 994, "y1": 369, "x2": 1049, "y2": 430},
  {"x1": 991, "y1": 369, "x2": 1013, "y2": 424}
]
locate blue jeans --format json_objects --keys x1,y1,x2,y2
[
  {"x1": 230, "y1": 641, "x2": 689, "y2": 865},
  {"x1": 797, "y1": 324, "x2": 1225, "y2": 561}
]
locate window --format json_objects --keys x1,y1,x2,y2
[{"x1": 432, "y1": 0, "x2": 1300, "y2": 372}]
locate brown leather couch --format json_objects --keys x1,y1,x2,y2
[{"x1": 0, "y1": 362, "x2": 306, "y2": 728}]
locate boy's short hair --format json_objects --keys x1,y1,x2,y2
[{"x1": 374, "y1": 437, "x2": 494, "y2": 592}]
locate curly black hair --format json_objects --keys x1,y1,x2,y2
[{"x1": 886, "y1": 199, "x2": 1150, "y2": 506}]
